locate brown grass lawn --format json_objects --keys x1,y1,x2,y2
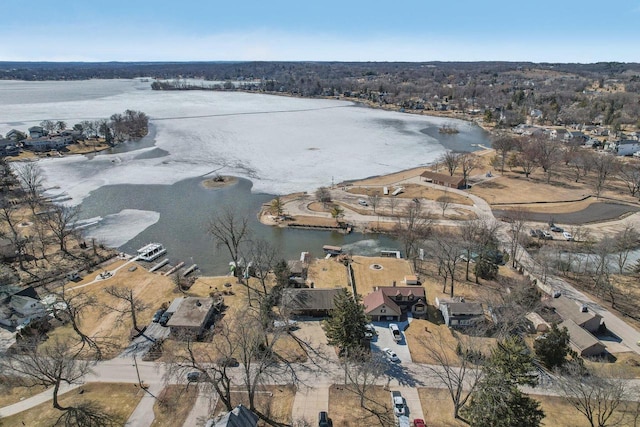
[
  {"x1": 584, "y1": 352, "x2": 640, "y2": 380},
  {"x1": 211, "y1": 385, "x2": 295, "y2": 426},
  {"x1": 350, "y1": 256, "x2": 414, "y2": 297},
  {"x1": 151, "y1": 384, "x2": 198, "y2": 427},
  {"x1": 328, "y1": 385, "x2": 395, "y2": 427},
  {"x1": 1, "y1": 382, "x2": 143, "y2": 427},
  {"x1": 346, "y1": 184, "x2": 474, "y2": 206},
  {"x1": 0, "y1": 376, "x2": 48, "y2": 407},
  {"x1": 307, "y1": 258, "x2": 349, "y2": 289},
  {"x1": 417, "y1": 388, "x2": 467, "y2": 427},
  {"x1": 45, "y1": 260, "x2": 180, "y2": 359},
  {"x1": 347, "y1": 166, "x2": 428, "y2": 187},
  {"x1": 533, "y1": 394, "x2": 640, "y2": 427}
]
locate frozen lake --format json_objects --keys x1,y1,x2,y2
[{"x1": 0, "y1": 79, "x2": 490, "y2": 273}]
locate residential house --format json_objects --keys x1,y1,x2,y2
[
  {"x1": 525, "y1": 312, "x2": 550, "y2": 332},
  {"x1": 206, "y1": 404, "x2": 258, "y2": 427},
  {"x1": 364, "y1": 286, "x2": 426, "y2": 321},
  {"x1": 280, "y1": 288, "x2": 342, "y2": 317},
  {"x1": 615, "y1": 140, "x2": 640, "y2": 156},
  {"x1": 0, "y1": 286, "x2": 46, "y2": 329},
  {"x1": 549, "y1": 128, "x2": 572, "y2": 141},
  {"x1": 547, "y1": 296, "x2": 602, "y2": 333},
  {"x1": 420, "y1": 171, "x2": 465, "y2": 189},
  {"x1": 560, "y1": 319, "x2": 606, "y2": 357},
  {"x1": 28, "y1": 126, "x2": 46, "y2": 139},
  {"x1": 436, "y1": 297, "x2": 484, "y2": 328},
  {"x1": 23, "y1": 135, "x2": 70, "y2": 152},
  {"x1": 166, "y1": 297, "x2": 217, "y2": 339},
  {"x1": 5, "y1": 129, "x2": 23, "y2": 141},
  {"x1": 0, "y1": 139, "x2": 19, "y2": 156},
  {"x1": 286, "y1": 259, "x2": 308, "y2": 287}
]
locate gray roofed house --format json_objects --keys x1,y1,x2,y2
[
  {"x1": 166, "y1": 297, "x2": 217, "y2": 339},
  {"x1": 560, "y1": 319, "x2": 606, "y2": 357},
  {"x1": 206, "y1": 404, "x2": 258, "y2": 427},
  {"x1": 280, "y1": 288, "x2": 343, "y2": 317},
  {"x1": 548, "y1": 296, "x2": 602, "y2": 333},
  {"x1": 436, "y1": 297, "x2": 484, "y2": 328}
]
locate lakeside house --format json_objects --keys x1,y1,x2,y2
[
  {"x1": 166, "y1": 297, "x2": 217, "y2": 339},
  {"x1": 280, "y1": 288, "x2": 342, "y2": 317},
  {"x1": 547, "y1": 296, "x2": 602, "y2": 334},
  {"x1": 560, "y1": 319, "x2": 606, "y2": 357},
  {"x1": 420, "y1": 171, "x2": 465, "y2": 189},
  {"x1": 435, "y1": 297, "x2": 485, "y2": 328},
  {"x1": 364, "y1": 285, "x2": 427, "y2": 321},
  {"x1": 615, "y1": 140, "x2": 640, "y2": 156}
]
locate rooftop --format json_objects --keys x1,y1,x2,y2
[{"x1": 166, "y1": 297, "x2": 214, "y2": 328}]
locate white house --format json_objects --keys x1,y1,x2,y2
[{"x1": 615, "y1": 140, "x2": 640, "y2": 156}]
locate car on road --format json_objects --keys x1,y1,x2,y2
[
  {"x1": 383, "y1": 347, "x2": 400, "y2": 362},
  {"x1": 159, "y1": 312, "x2": 173, "y2": 326},
  {"x1": 413, "y1": 420, "x2": 426, "y2": 427},
  {"x1": 389, "y1": 323, "x2": 402, "y2": 342},
  {"x1": 187, "y1": 371, "x2": 201, "y2": 382},
  {"x1": 358, "y1": 199, "x2": 368, "y2": 206},
  {"x1": 152, "y1": 308, "x2": 166, "y2": 323},
  {"x1": 216, "y1": 356, "x2": 239, "y2": 367},
  {"x1": 318, "y1": 411, "x2": 331, "y2": 427},
  {"x1": 563, "y1": 231, "x2": 574, "y2": 241}
]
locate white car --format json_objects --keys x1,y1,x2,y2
[
  {"x1": 383, "y1": 347, "x2": 400, "y2": 362},
  {"x1": 389, "y1": 323, "x2": 402, "y2": 342},
  {"x1": 563, "y1": 231, "x2": 574, "y2": 241}
]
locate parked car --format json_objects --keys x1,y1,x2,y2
[
  {"x1": 383, "y1": 347, "x2": 400, "y2": 362},
  {"x1": 358, "y1": 199, "x2": 368, "y2": 206},
  {"x1": 563, "y1": 231, "x2": 574, "y2": 241},
  {"x1": 389, "y1": 323, "x2": 402, "y2": 342},
  {"x1": 152, "y1": 308, "x2": 166, "y2": 323},
  {"x1": 391, "y1": 391, "x2": 406, "y2": 416},
  {"x1": 216, "y1": 356, "x2": 239, "y2": 367},
  {"x1": 534, "y1": 229, "x2": 544, "y2": 238},
  {"x1": 541, "y1": 230, "x2": 553, "y2": 240},
  {"x1": 318, "y1": 411, "x2": 331, "y2": 427},
  {"x1": 159, "y1": 312, "x2": 173, "y2": 326},
  {"x1": 364, "y1": 324, "x2": 376, "y2": 340},
  {"x1": 550, "y1": 225, "x2": 564, "y2": 232},
  {"x1": 529, "y1": 229, "x2": 537, "y2": 237},
  {"x1": 414, "y1": 420, "x2": 426, "y2": 427},
  {"x1": 187, "y1": 371, "x2": 201, "y2": 382}
]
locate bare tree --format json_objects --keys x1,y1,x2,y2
[
  {"x1": 503, "y1": 208, "x2": 529, "y2": 269},
  {"x1": 613, "y1": 224, "x2": 639, "y2": 274},
  {"x1": 2, "y1": 337, "x2": 91, "y2": 411},
  {"x1": 568, "y1": 150, "x2": 595, "y2": 183},
  {"x1": 247, "y1": 237, "x2": 280, "y2": 302},
  {"x1": 315, "y1": 186, "x2": 331, "y2": 208},
  {"x1": 49, "y1": 284, "x2": 102, "y2": 359},
  {"x1": 44, "y1": 204, "x2": 81, "y2": 253},
  {"x1": 427, "y1": 233, "x2": 463, "y2": 296},
  {"x1": 40, "y1": 119, "x2": 57, "y2": 133},
  {"x1": 439, "y1": 151, "x2": 462, "y2": 176},
  {"x1": 0, "y1": 200, "x2": 27, "y2": 269},
  {"x1": 387, "y1": 196, "x2": 398, "y2": 216},
  {"x1": 515, "y1": 136, "x2": 540, "y2": 178},
  {"x1": 421, "y1": 329, "x2": 484, "y2": 420},
  {"x1": 104, "y1": 286, "x2": 149, "y2": 334},
  {"x1": 436, "y1": 188, "x2": 452, "y2": 217},
  {"x1": 592, "y1": 153, "x2": 618, "y2": 197},
  {"x1": 555, "y1": 362, "x2": 628, "y2": 427},
  {"x1": 13, "y1": 161, "x2": 44, "y2": 210},
  {"x1": 341, "y1": 348, "x2": 387, "y2": 409},
  {"x1": 393, "y1": 200, "x2": 431, "y2": 266},
  {"x1": 459, "y1": 152, "x2": 479, "y2": 188},
  {"x1": 618, "y1": 162, "x2": 640, "y2": 198},
  {"x1": 535, "y1": 137, "x2": 561, "y2": 183},
  {"x1": 491, "y1": 134, "x2": 516, "y2": 174},
  {"x1": 208, "y1": 207, "x2": 251, "y2": 284},
  {"x1": 367, "y1": 193, "x2": 380, "y2": 213}
]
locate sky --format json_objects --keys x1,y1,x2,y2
[{"x1": 1, "y1": 0, "x2": 639, "y2": 63}]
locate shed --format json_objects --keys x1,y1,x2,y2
[
  {"x1": 420, "y1": 171, "x2": 465, "y2": 189},
  {"x1": 525, "y1": 312, "x2": 550, "y2": 332},
  {"x1": 403, "y1": 275, "x2": 419, "y2": 285},
  {"x1": 281, "y1": 288, "x2": 342, "y2": 317}
]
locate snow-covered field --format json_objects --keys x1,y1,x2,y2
[{"x1": 0, "y1": 79, "x2": 487, "y2": 261}]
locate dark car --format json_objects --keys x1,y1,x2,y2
[
  {"x1": 159, "y1": 312, "x2": 173, "y2": 326},
  {"x1": 216, "y1": 356, "x2": 239, "y2": 367},
  {"x1": 550, "y1": 225, "x2": 564, "y2": 232},
  {"x1": 318, "y1": 411, "x2": 331, "y2": 427},
  {"x1": 187, "y1": 371, "x2": 201, "y2": 382},
  {"x1": 152, "y1": 308, "x2": 166, "y2": 323}
]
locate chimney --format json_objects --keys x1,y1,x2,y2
[{"x1": 392, "y1": 281, "x2": 396, "y2": 287}]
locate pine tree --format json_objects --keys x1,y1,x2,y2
[
  {"x1": 323, "y1": 288, "x2": 368, "y2": 355},
  {"x1": 534, "y1": 323, "x2": 572, "y2": 369}
]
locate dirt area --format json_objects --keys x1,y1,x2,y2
[
  {"x1": 1, "y1": 382, "x2": 144, "y2": 427},
  {"x1": 201, "y1": 176, "x2": 238, "y2": 189},
  {"x1": 328, "y1": 384, "x2": 394, "y2": 427},
  {"x1": 345, "y1": 184, "x2": 474, "y2": 206},
  {"x1": 307, "y1": 259, "x2": 349, "y2": 289},
  {"x1": 151, "y1": 384, "x2": 198, "y2": 427},
  {"x1": 211, "y1": 385, "x2": 295, "y2": 426},
  {"x1": 349, "y1": 256, "x2": 414, "y2": 297}
]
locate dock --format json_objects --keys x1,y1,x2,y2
[{"x1": 164, "y1": 261, "x2": 185, "y2": 276}]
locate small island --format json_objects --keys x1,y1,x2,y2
[{"x1": 201, "y1": 174, "x2": 238, "y2": 189}]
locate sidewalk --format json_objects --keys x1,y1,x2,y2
[
  {"x1": 125, "y1": 382, "x2": 163, "y2": 427},
  {"x1": 181, "y1": 386, "x2": 216, "y2": 427}
]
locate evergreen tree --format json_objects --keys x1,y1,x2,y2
[
  {"x1": 463, "y1": 336, "x2": 544, "y2": 427},
  {"x1": 534, "y1": 323, "x2": 572, "y2": 369},
  {"x1": 323, "y1": 288, "x2": 368, "y2": 355}
]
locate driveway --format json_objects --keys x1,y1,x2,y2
[
  {"x1": 119, "y1": 322, "x2": 170, "y2": 358},
  {"x1": 370, "y1": 320, "x2": 413, "y2": 363}
]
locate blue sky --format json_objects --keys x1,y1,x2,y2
[{"x1": 1, "y1": 0, "x2": 639, "y2": 62}]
